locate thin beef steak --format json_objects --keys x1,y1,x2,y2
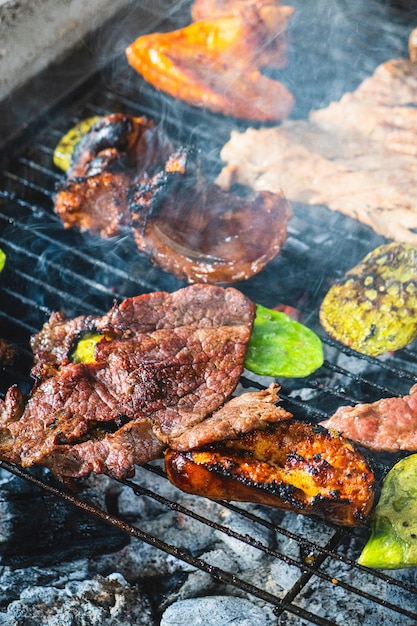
[
  {"x1": 320, "y1": 384, "x2": 417, "y2": 452},
  {"x1": 0, "y1": 285, "x2": 284, "y2": 480}
]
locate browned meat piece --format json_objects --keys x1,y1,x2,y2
[
  {"x1": 126, "y1": 3, "x2": 294, "y2": 122},
  {"x1": 166, "y1": 420, "x2": 375, "y2": 527},
  {"x1": 0, "y1": 285, "x2": 257, "y2": 479},
  {"x1": 130, "y1": 149, "x2": 292, "y2": 284},
  {"x1": 56, "y1": 112, "x2": 292, "y2": 284},
  {"x1": 54, "y1": 113, "x2": 173, "y2": 237},
  {"x1": 0, "y1": 385, "x2": 25, "y2": 428},
  {"x1": 190, "y1": 0, "x2": 294, "y2": 69},
  {"x1": 55, "y1": 171, "x2": 132, "y2": 238},
  {"x1": 320, "y1": 384, "x2": 417, "y2": 452},
  {"x1": 217, "y1": 57, "x2": 417, "y2": 244},
  {"x1": 170, "y1": 383, "x2": 292, "y2": 450},
  {"x1": 0, "y1": 339, "x2": 14, "y2": 366}
]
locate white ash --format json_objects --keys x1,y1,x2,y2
[
  {"x1": 321, "y1": 546, "x2": 417, "y2": 626},
  {"x1": 291, "y1": 572, "x2": 416, "y2": 626},
  {"x1": 278, "y1": 513, "x2": 337, "y2": 548},
  {"x1": 0, "y1": 572, "x2": 153, "y2": 626},
  {"x1": 160, "y1": 595, "x2": 276, "y2": 626},
  {"x1": 0, "y1": 460, "x2": 413, "y2": 625},
  {"x1": 270, "y1": 559, "x2": 301, "y2": 593},
  {"x1": 213, "y1": 508, "x2": 275, "y2": 568},
  {"x1": 0, "y1": 559, "x2": 90, "y2": 605},
  {"x1": 157, "y1": 568, "x2": 217, "y2": 611}
]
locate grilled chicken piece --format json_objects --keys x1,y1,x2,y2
[
  {"x1": 125, "y1": 5, "x2": 294, "y2": 121},
  {"x1": 54, "y1": 113, "x2": 173, "y2": 237},
  {"x1": 165, "y1": 421, "x2": 375, "y2": 526},
  {"x1": 190, "y1": 0, "x2": 294, "y2": 69}
]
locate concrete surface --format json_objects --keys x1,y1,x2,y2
[{"x1": 0, "y1": 0, "x2": 136, "y2": 102}]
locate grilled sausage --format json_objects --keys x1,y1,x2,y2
[{"x1": 165, "y1": 421, "x2": 375, "y2": 526}]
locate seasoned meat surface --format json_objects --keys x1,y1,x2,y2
[
  {"x1": 166, "y1": 420, "x2": 375, "y2": 526},
  {"x1": 320, "y1": 384, "x2": 417, "y2": 452},
  {"x1": 55, "y1": 112, "x2": 292, "y2": 284},
  {"x1": 170, "y1": 383, "x2": 292, "y2": 450},
  {"x1": 126, "y1": 3, "x2": 294, "y2": 121},
  {"x1": 54, "y1": 113, "x2": 173, "y2": 237},
  {"x1": 0, "y1": 285, "x2": 257, "y2": 479},
  {"x1": 131, "y1": 151, "x2": 292, "y2": 284},
  {"x1": 217, "y1": 57, "x2": 417, "y2": 244}
]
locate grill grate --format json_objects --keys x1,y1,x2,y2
[
  {"x1": 1, "y1": 0, "x2": 417, "y2": 623},
  {"x1": 2, "y1": 457, "x2": 417, "y2": 625}
]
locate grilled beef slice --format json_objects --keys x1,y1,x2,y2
[
  {"x1": 0, "y1": 285, "x2": 265, "y2": 479},
  {"x1": 55, "y1": 113, "x2": 292, "y2": 284},
  {"x1": 217, "y1": 57, "x2": 417, "y2": 245},
  {"x1": 320, "y1": 384, "x2": 417, "y2": 452},
  {"x1": 54, "y1": 113, "x2": 174, "y2": 237}
]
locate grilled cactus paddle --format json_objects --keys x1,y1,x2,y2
[
  {"x1": 320, "y1": 242, "x2": 417, "y2": 356},
  {"x1": 165, "y1": 421, "x2": 375, "y2": 527},
  {"x1": 358, "y1": 454, "x2": 417, "y2": 568},
  {"x1": 245, "y1": 304, "x2": 323, "y2": 377}
]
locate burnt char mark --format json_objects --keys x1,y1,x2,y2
[
  {"x1": 128, "y1": 171, "x2": 170, "y2": 231},
  {"x1": 267, "y1": 482, "x2": 306, "y2": 510},
  {"x1": 84, "y1": 152, "x2": 130, "y2": 177},
  {"x1": 312, "y1": 425, "x2": 331, "y2": 436},
  {"x1": 128, "y1": 145, "x2": 196, "y2": 231},
  {"x1": 189, "y1": 454, "x2": 306, "y2": 510},
  {"x1": 72, "y1": 115, "x2": 136, "y2": 164},
  {"x1": 54, "y1": 414, "x2": 131, "y2": 446}
]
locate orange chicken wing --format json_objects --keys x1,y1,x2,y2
[{"x1": 126, "y1": 4, "x2": 294, "y2": 121}]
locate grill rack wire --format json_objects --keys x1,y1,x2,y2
[{"x1": 1, "y1": 1, "x2": 417, "y2": 623}]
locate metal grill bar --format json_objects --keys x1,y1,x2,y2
[
  {"x1": 1, "y1": 2, "x2": 417, "y2": 624},
  {"x1": 0, "y1": 461, "x2": 339, "y2": 626},
  {"x1": 1, "y1": 458, "x2": 417, "y2": 625}
]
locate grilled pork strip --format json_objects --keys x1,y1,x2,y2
[
  {"x1": 165, "y1": 421, "x2": 375, "y2": 527},
  {"x1": 0, "y1": 285, "x2": 261, "y2": 479},
  {"x1": 320, "y1": 384, "x2": 417, "y2": 452}
]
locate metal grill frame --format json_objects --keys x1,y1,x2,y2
[{"x1": 1, "y1": 1, "x2": 417, "y2": 624}]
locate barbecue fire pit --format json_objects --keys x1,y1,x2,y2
[{"x1": 1, "y1": 1, "x2": 417, "y2": 624}]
